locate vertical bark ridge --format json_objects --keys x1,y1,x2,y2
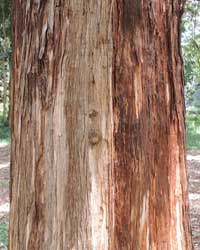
[
  {"x1": 10, "y1": 1, "x2": 193, "y2": 250},
  {"x1": 10, "y1": 1, "x2": 113, "y2": 250},
  {"x1": 111, "y1": 1, "x2": 193, "y2": 249}
]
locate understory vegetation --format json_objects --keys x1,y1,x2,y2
[
  {"x1": 186, "y1": 112, "x2": 200, "y2": 149},
  {"x1": 0, "y1": 223, "x2": 8, "y2": 250},
  {"x1": 0, "y1": 104, "x2": 10, "y2": 144},
  {"x1": 182, "y1": 0, "x2": 200, "y2": 149},
  {"x1": 0, "y1": 0, "x2": 11, "y2": 146}
]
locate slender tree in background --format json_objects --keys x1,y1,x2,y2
[
  {"x1": 0, "y1": 0, "x2": 11, "y2": 123},
  {"x1": 2, "y1": 62, "x2": 7, "y2": 122},
  {"x1": 9, "y1": 1, "x2": 193, "y2": 250}
]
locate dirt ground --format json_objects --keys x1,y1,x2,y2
[
  {"x1": 187, "y1": 150, "x2": 200, "y2": 249},
  {"x1": 0, "y1": 145, "x2": 199, "y2": 249}
]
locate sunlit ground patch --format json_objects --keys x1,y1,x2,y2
[{"x1": 187, "y1": 154, "x2": 200, "y2": 162}]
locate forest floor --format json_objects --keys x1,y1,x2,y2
[
  {"x1": 188, "y1": 150, "x2": 200, "y2": 249},
  {"x1": 0, "y1": 145, "x2": 199, "y2": 249}
]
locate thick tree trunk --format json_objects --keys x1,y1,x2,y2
[{"x1": 10, "y1": 1, "x2": 193, "y2": 250}]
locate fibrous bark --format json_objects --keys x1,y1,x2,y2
[{"x1": 10, "y1": 1, "x2": 193, "y2": 250}]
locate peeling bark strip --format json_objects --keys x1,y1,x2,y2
[
  {"x1": 10, "y1": 1, "x2": 192, "y2": 250},
  {"x1": 112, "y1": 1, "x2": 193, "y2": 249}
]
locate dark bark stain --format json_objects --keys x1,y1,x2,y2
[
  {"x1": 122, "y1": 0, "x2": 141, "y2": 33},
  {"x1": 111, "y1": 1, "x2": 192, "y2": 249}
]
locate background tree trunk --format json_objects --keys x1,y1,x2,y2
[
  {"x1": 2, "y1": 62, "x2": 8, "y2": 123},
  {"x1": 9, "y1": 1, "x2": 193, "y2": 250}
]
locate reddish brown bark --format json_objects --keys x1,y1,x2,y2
[
  {"x1": 10, "y1": 1, "x2": 192, "y2": 250},
  {"x1": 111, "y1": 1, "x2": 192, "y2": 249}
]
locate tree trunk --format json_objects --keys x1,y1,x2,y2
[
  {"x1": 9, "y1": 1, "x2": 193, "y2": 250},
  {"x1": 2, "y1": 62, "x2": 8, "y2": 123}
]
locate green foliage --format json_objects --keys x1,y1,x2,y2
[
  {"x1": 182, "y1": 0, "x2": 200, "y2": 149},
  {"x1": 182, "y1": 0, "x2": 200, "y2": 106},
  {"x1": 0, "y1": 121, "x2": 10, "y2": 143},
  {"x1": 0, "y1": 0, "x2": 11, "y2": 62},
  {"x1": 0, "y1": 222, "x2": 8, "y2": 250},
  {"x1": 186, "y1": 112, "x2": 200, "y2": 149},
  {"x1": 0, "y1": 0, "x2": 11, "y2": 128},
  {"x1": 0, "y1": 101, "x2": 10, "y2": 143}
]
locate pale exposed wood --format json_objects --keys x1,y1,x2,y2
[
  {"x1": 9, "y1": 1, "x2": 193, "y2": 250},
  {"x1": 10, "y1": 1, "x2": 113, "y2": 250}
]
